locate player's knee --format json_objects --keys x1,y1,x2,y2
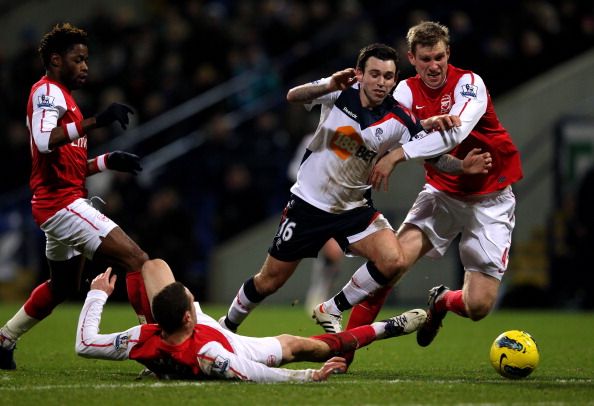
[
  {"x1": 278, "y1": 334, "x2": 302, "y2": 359},
  {"x1": 378, "y1": 254, "x2": 407, "y2": 280},
  {"x1": 253, "y1": 274, "x2": 281, "y2": 296},
  {"x1": 466, "y1": 301, "x2": 492, "y2": 321}
]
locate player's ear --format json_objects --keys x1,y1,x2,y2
[
  {"x1": 183, "y1": 310, "x2": 192, "y2": 324},
  {"x1": 355, "y1": 67, "x2": 364, "y2": 82},
  {"x1": 407, "y1": 50, "x2": 415, "y2": 65},
  {"x1": 50, "y1": 53, "x2": 61, "y2": 68}
]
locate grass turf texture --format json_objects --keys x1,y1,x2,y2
[{"x1": 0, "y1": 303, "x2": 592, "y2": 405}]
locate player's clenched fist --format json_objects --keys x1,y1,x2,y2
[{"x1": 329, "y1": 68, "x2": 357, "y2": 91}]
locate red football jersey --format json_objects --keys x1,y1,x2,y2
[
  {"x1": 395, "y1": 65, "x2": 523, "y2": 195},
  {"x1": 27, "y1": 76, "x2": 88, "y2": 225},
  {"x1": 129, "y1": 324, "x2": 234, "y2": 379}
]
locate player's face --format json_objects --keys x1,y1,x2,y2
[
  {"x1": 408, "y1": 41, "x2": 450, "y2": 89},
  {"x1": 357, "y1": 56, "x2": 397, "y2": 108},
  {"x1": 57, "y1": 44, "x2": 89, "y2": 90}
]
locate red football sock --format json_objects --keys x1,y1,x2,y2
[
  {"x1": 126, "y1": 271, "x2": 155, "y2": 323},
  {"x1": 346, "y1": 286, "x2": 392, "y2": 330},
  {"x1": 437, "y1": 289, "x2": 468, "y2": 317},
  {"x1": 311, "y1": 325, "x2": 377, "y2": 355},
  {"x1": 342, "y1": 286, "x2": 392, "y2": 365},
  {"x1": 23, "y1": 281, "x2": 62, "y2": 320}
]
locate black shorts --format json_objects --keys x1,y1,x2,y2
[{"x1": 268, "y1": 195, "x2": 384, "y2": 261}]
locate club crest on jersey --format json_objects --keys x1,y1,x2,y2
[
  {"x1": 37, "y1": 95, "x2": 55, "y2": 108},
  {"x1": 440, "y1": 94, "x2": 452, "y2": 113},
  {"x1": 212, "y1": 355, "x2": 230, "y2": 375},
  {"x1": 460, "y1": 84, "x2": 478, "y2": 98},
  {"x1": 331, "y1": 126, "x2": 377, "y2": 162},
  {"x1": 374, "y1": 127, "x2": 383, "y2": 141},
  {"x1": 114, "y1": 333, "x2": 129, "y2": 351}
]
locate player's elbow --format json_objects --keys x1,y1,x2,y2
[
  {"x1": 75, "y1": 340, "x2": 94, "y2": 358},
  {"x1": 286, "y1": 90, "x2": 298, "y2": 103},
  {"x1": 75, "y1": 341, "x2": 87, "y2": 357},
  {"x1": 286, "y1": 88, "x2": 307, "y2": 104}
]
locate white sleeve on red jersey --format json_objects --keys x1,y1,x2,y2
[
  {"x1": 393, "y1": 81, "x2": 413, "y2": 109},
  {"x1": 197, "y1": 341, "x2": 317, "y2": 382},
  {"x1": 75, "y1": 289, "x2": 141, "y2": 360},
  {"x1": 448, "y1": 72, "x2": 488, "y2": 140},
  {"x1": 30, "y1": 83, "x2": 67, "y2": 154},
  {"x1": 401, "y1": 72, "x2": 488, "y2": 160}
]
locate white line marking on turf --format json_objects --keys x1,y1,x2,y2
[
  {"x1": 0, "y1": 381, "x2": 208, "y2": 391},
  {"x1": 0, "y1": 378, "x2": 591, "y2": 391}
]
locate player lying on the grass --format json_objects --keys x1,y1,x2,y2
[{"x1": 75, "y1": 259, "x2": 426, "y2": 382}]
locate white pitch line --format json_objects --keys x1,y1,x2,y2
[
  {"x1": 0, "y1": 381, "x2": 209, "y2": 391},
  {"x1": 0, "y1": 378, "x2": 591, "y2": 391}
]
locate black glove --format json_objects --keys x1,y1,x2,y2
[
  {"x1": 95, "y1": 103, "x2": 134, "y2": 130},
  {"x1": 106, "y1": 151, "x2": 142, "y2": 174}
]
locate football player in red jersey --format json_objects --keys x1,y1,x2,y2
[
  {"x1": 75, "y1": 259, "x2": 427, "y2": 382},
  {"x1": 344, "y1": 21, "x2": 523, "y2": 359},
  {"x1": 0, "y1": 23, "x2": 153, "y2": 370}
]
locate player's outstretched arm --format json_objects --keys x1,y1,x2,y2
[
  {"x1": 75, "y1": 268, "x2": 140, "y2": 360},
  {"x1": 286, "y1": 68, "x2": 356, "y2": 104}
]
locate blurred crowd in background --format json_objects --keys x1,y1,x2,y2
[{"x1": 0, "y1": 0, "x2": 593, "y2": 303}]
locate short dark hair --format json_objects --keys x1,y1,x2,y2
[
  {"x1": 38, "y1": 22, "x2": 88, "y2": 68},
  {"x1": 151, "y1": 282, "x2": 192, "y2": 334},
  {"x1": 406, "y1": 21, "x2": 450, "y2": 54},
  {"x1": 355, "y1": 43, "x2": 399, "y2": 72}
]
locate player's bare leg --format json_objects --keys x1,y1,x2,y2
[
  {"x1": 314, "y1": 229, "x2": 406, "y2": 333},
  {"x1": 281, "y1": 308, "x2": 426, "y2": 365},
  {"x1": 462, "y1": 271, "x2": 500, "y2": 321},
  {"x1": 221, "y1": 255, "x2": 301, "y2": 332},
  {"x1": 96, "y1": 227, "x2": 150, "y2": 323},
  {"x1": 141, "y1": 259, "x2": 176, "y2": 305},
  {"x1": 417, "y1": 271, "x2": 500, "y2": 347}
]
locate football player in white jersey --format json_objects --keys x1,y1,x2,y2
[{"x1": 219, "y1": 43, "x2": 491, "y2": 333}]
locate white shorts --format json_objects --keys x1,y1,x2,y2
[
  {"x1": 40, "y1": 198, "x2": 118, "y2": 261},
  {"x1": 195, "y1": 306, "x2": 282, "y2": 367},
  {"x1": 399, "y1": 184, "x2": 516, "y2": 280}
]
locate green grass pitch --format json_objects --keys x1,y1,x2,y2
[{"x1": 0, "y1": 303, "x2": 592, "y2": 405}]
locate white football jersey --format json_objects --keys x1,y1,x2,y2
[{"x1": 290, "y1": 84, "x2": 426, "y2": 213}]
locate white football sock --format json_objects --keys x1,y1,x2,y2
[
  {"x1": 1, "y1": 306, "x2": 40, "y2": 344},
  {"x1": 226, "y1": 285, "x2": 260, "y2": 326}
]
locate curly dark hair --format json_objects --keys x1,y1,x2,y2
[
  {"x1": 38, "y1": 22, "x2": 88, "y2": 68},
  {"x1": 152, "y1": 282, "x2": 192, "y2": 334}
]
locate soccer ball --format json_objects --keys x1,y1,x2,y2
[{"x1": 489, "y1": 330, "x2": 539, "y2": 379}]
